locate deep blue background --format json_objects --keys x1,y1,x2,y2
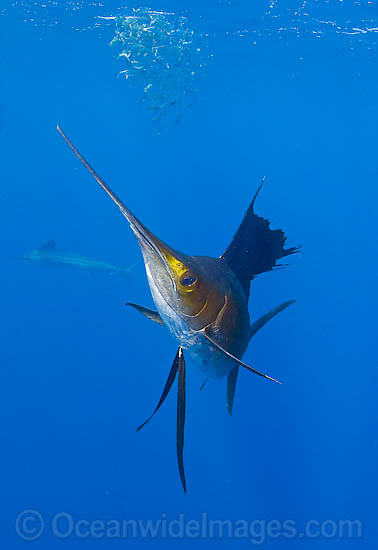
[{"x1": 1, "y1": 0, "x2": 377, "y2": 547}]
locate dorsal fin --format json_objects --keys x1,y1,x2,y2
[
  {"x1": 220, "y1": 179, "x2": 299, "y2": 299},
  {"x1": 39, "y1": 240, "x2": 56, "y2": 251}
]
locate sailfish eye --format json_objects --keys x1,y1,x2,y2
[{"x1": 180, "y1": 271, "x2": 197, "y2": 288}]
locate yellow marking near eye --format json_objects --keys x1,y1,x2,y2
[{"x1": 161, "y1": 251, "x2": 188, "y2": 281}]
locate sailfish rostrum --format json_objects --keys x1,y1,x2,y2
[{"x1": 57, "y1": 126, "x2": 299, "y2": 493}]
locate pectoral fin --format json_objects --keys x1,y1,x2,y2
[
  {"x1": 204, "y1": 330, "x2": 281, "y2": 384},
  {"x1": 227, "y1": 300, "x2": 295, "y2": 415},
  {"x1": 250, "y1": 300, "x2": 295, "y2": 340},
  {"x1": 126, "y1": 303, "x2": 164, "y2": 325},
  {"x1": 226, "y1": 300, "x2": 294, "y2": 415}
]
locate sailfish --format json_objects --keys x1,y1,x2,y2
[{"x1": 57, "y1": 126, "x2": 299, "y2": 493}]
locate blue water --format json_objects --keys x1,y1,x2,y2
[{"x1": 1, "y1": 0, "x2": 378, "y2": 547}]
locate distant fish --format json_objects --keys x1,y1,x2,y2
[{"x1": 20, "y1": 240, "x2": 135, "y2": 277}]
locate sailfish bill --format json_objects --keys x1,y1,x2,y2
[{"x1": 57, "y1": 126, "x2": 299, "y2": 493}]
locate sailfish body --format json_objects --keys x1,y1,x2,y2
[
  {"x1": 57, "y1": 126, "x2": 299, "y2": 493},
  {"x1": 145, "y1": 253, "x2": 251, "y2": 380}
]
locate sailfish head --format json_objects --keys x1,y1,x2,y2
[
  {"x1": 135, "y1": 232, "x2": 225, "y2": 325},
  {"x1": 57, "y1": 126, "x2": 230, "y2": 334},
  {"x1": 138, "y1": 239, "x2": 236, "y2": 332}
]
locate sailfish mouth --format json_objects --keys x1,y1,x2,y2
[
  {"x1": 57, "y1": 125, "x2": 177, "y2": 290},
  {"x1": 129, "y1": 225, "x2": 177, "y2": 291}
]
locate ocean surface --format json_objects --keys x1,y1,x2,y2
[{"x1": 1, "y1": 0, "x2": 377, "y2": 547}]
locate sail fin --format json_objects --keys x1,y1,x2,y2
[{"x1": 221, "y1": 179, "x2": 299, "y2": 299}]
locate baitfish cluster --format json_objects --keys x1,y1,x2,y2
[{"x1": 110, "y1": 7, "x2": 212, "y2": 129}]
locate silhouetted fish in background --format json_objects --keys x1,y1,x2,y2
[
  {"x1": 20, "y1": 240, "x2": 135, "y2": 277},
  {"x1": 58, "y1": 126, "x2": 299, "y2": 493}
]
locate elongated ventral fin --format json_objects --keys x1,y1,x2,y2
[
  {"x1": 221, "y1": 178, "x2": 299, "y2": 299},
  {"x1": 176, "y1": 347, "x2": 186, "y2": 494},
  {"x1": 136, "y1": 349, "x2": 179, "y2": 431},
  {"x1": 250, "y1": 300, "x2": 295, "y2": 340},
  {"x1": 126, "y1": 303, "x2": 164, "y2": 325},
  {"x1": 204, "y1": 330, "x2": 281, "y2": 384},
  {"x1": 40, "y1": 240, "x2": 56, "y2": 251},
  {"x1": 227, "y1": 366, "x2": 239, "y2": 416},
  {"x1": 136, "y1": 347, "x2": 187, "y2": 494}
]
